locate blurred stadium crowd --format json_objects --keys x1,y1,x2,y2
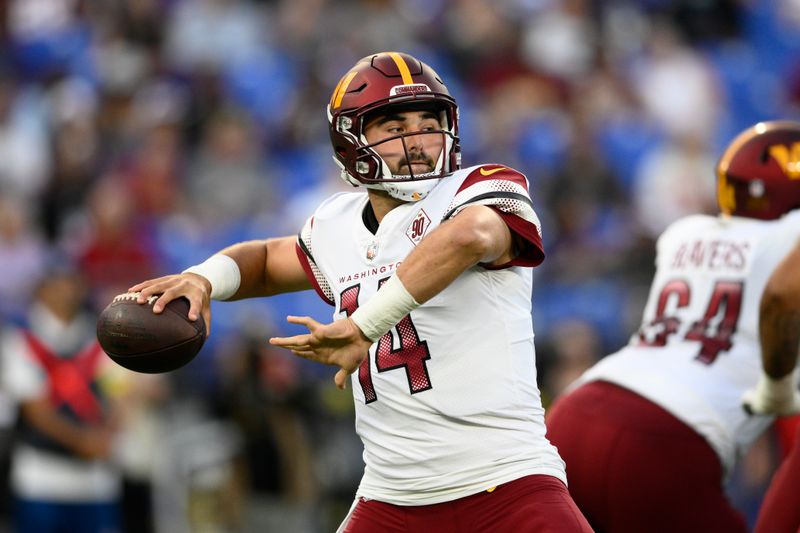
[{"x1": 1, "y1": 0, "x2": 800, "y2": 531}]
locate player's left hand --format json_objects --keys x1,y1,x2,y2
[
  {"x1": 269, "y1": 316, "x2": 373, "y2": 390},
  {"x1": 742, "y1": 372, "x2": 800, "y2": 416}
]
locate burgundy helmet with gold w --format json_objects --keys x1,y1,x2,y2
[
  {"x1": 716, "y1": 120, "x2": 800, "y2": 220},
  {"x1": 327, "y1": 52, "x2": 460, "y2": 202}
]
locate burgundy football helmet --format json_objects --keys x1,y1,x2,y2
[
  {"x1": 716, "y1": 120, "x2": 800, "y2": 220},
  {"x1": 327, "y1": 52, "x2": 460, "y2": 202}
]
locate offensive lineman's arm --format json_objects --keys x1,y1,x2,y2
[
  {"x1": 130, "y1": 236, "x2": 311, "y2": 333},
  {"x1": 269, "y1": 205, "x2": 514, "y2": 388},
  {"x1": 743, "y1": 239, "x2": 800, "y2": 415}
]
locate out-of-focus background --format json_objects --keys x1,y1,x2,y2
[{"x1": 0, "y1": 0, "x2": 798, "y2": 531}]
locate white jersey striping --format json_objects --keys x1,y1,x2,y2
[
  {"x1": 297, "y1": 165, "x2": 565, "y2": 505},
  {"x1": 578, "y1": 210, "x2": 800, "y2": 474}
]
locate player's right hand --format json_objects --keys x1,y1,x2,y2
[
  {"x1": 742, "y1": 372, "x2": 800, "y2": 416},
  {"x1": 269, "y1": 316, "x2": 373, "y2": 390},
  {"x1": 128, "y1": 273, "x2": 212, "y2": 336}
]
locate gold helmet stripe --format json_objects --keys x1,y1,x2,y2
[
  {"x1": 386, "y1": 52, "x2": 414, "y2": 85},
  {"x1": 330, "y1": 75, "x2": 346, "y2": 108},
  {"x1": 331, "y1": 71, "x2": 359, "y2": 109}
]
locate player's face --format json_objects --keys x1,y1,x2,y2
[{"x1": 363, "y1": 110, "x2": 445, "y2": 176}]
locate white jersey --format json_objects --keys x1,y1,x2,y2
[
  {"x1": 296, "y1": 164, "x2": 566, "y2": 505},
  {"x1": 579, "y1": 209, "x2": 800, "y2": 474}
]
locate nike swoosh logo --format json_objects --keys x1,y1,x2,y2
[{"x1": 479, "y1": 166, "x2": 506, "y2": 176}]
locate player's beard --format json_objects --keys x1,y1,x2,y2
[{"x1": 396, "y1": 152, "x2": 435, "y2": 176}]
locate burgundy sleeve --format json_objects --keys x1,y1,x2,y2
[
  {"x1": 295, "y1": 242, "x2": 335, "y2": 306},
  {"x1": 445, "y1": 165, "x2": 545, "y2": 270},
  {"x1": 296, "y1": 217, "x2": 335, "y2": 306}
]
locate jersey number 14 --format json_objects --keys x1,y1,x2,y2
[{"x1": 340, "y1": 279, "x2": 432, "y2": 403}]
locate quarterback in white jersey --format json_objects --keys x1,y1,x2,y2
[
  {"x1": 547, "y1": 120, "x2": 800, "y2": 533},
  {"x1": 296, "y1": 163, "x2": 564, "y2": 505},
  {"x1": 132, "y1": 52, "x2": 592, "y2": 532}
]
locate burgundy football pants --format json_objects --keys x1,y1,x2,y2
[
  {"x1": 339, "y1": 474, "x2": 593, "y2": 533},
  {"x1": 754, "y1": 421, "x2": 800, "y2": 533},
  {"x1": 546, "y1": 380, "x2": 747, "y2": 533}
]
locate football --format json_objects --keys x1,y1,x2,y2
[{"x1": 96, "y1": 292, "x2": 206, "y2": 373}]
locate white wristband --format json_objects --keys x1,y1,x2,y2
[
  {"x1": 182, "y1": 254, "x2": 241, "y2": 300},
  {"x1": 350, "y1": 275, "x2": 420, "y2": 342},
  {"x1": 743, "y1": 370, "x2": 800, "y2": 416},
  {"x1": 755, "y1": 371, "x2": 796, "y2": 404}
]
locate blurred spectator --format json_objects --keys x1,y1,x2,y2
[
  {"x1": 124, "y1": 122, "x2": 184, "y2": 219},
  {"x1": 630, "y1": 19, "x2": 725, "y2": 143},
  {"x1": 442, "y1": 0, "x2": 518, "y2": 76},
  {"x1": 665, "y1": 0, "x2": 741, "y2": 44},
  {"x1": 40, "y1": 76, "x2": 100, "y2": 242},
  {"x1": 212, "y1": 328, "x2": 319, "y2": 532},
  {"x1": 164, "y1": 0, "x2": 267, "y2": 72},
  {"x1": 0, "y1": 195, "x2": 48, "y2": 323},
  {"x1": 186, "y1": 107, "x2": 274, "y2": 226},
  {"x1": 633, "y1": 131, "x2": 718, "y2": 238},
  {"x1": 0, "y1": 68, "x2": 51, "y2": 201},
  {"x1": 540, "y1": 319, "x2": 604, "y2": 404},
  {"x1": 520, "y1": 0, "x2": 597, "y2": 82},
  {"x1": 112, "y1": 0, "x2": 167, "y2": 53},
  {"x1": 66, "y1": 177, "x2": 162, "y2": 309},
  {"x1": 537, "y1": 120, "x2": 633, "y2": 283},
  {"x1": 476, "y1": 72, "x2": 566, "y2": 166},
  {"x1": 150, "y1": 400, "x2": 245, "y2": 533},
  {"x1": 6, "y1": 0, "x2": 92, "y2": 80},
  {"x1": 0, "y1": 265, "x2": 126, "y2": 533},
  {"x1": 114, "y1": 373, "x2": 171, "y2": 533}
]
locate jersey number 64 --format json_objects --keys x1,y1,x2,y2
[{"x1": 637, "y1": 280, "x2": 743, "y2": 364}]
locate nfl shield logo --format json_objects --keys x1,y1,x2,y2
[{"x1": 366, "y1": 242, "x2": 378, "y2": 261}]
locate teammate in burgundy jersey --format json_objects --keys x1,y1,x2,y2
[
  {"x1": 131, "y1": 52, "x2": 591, "y2": 532},
  {"x1": 546, "y1": 121, "x2": 800, "y2": 532}
]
